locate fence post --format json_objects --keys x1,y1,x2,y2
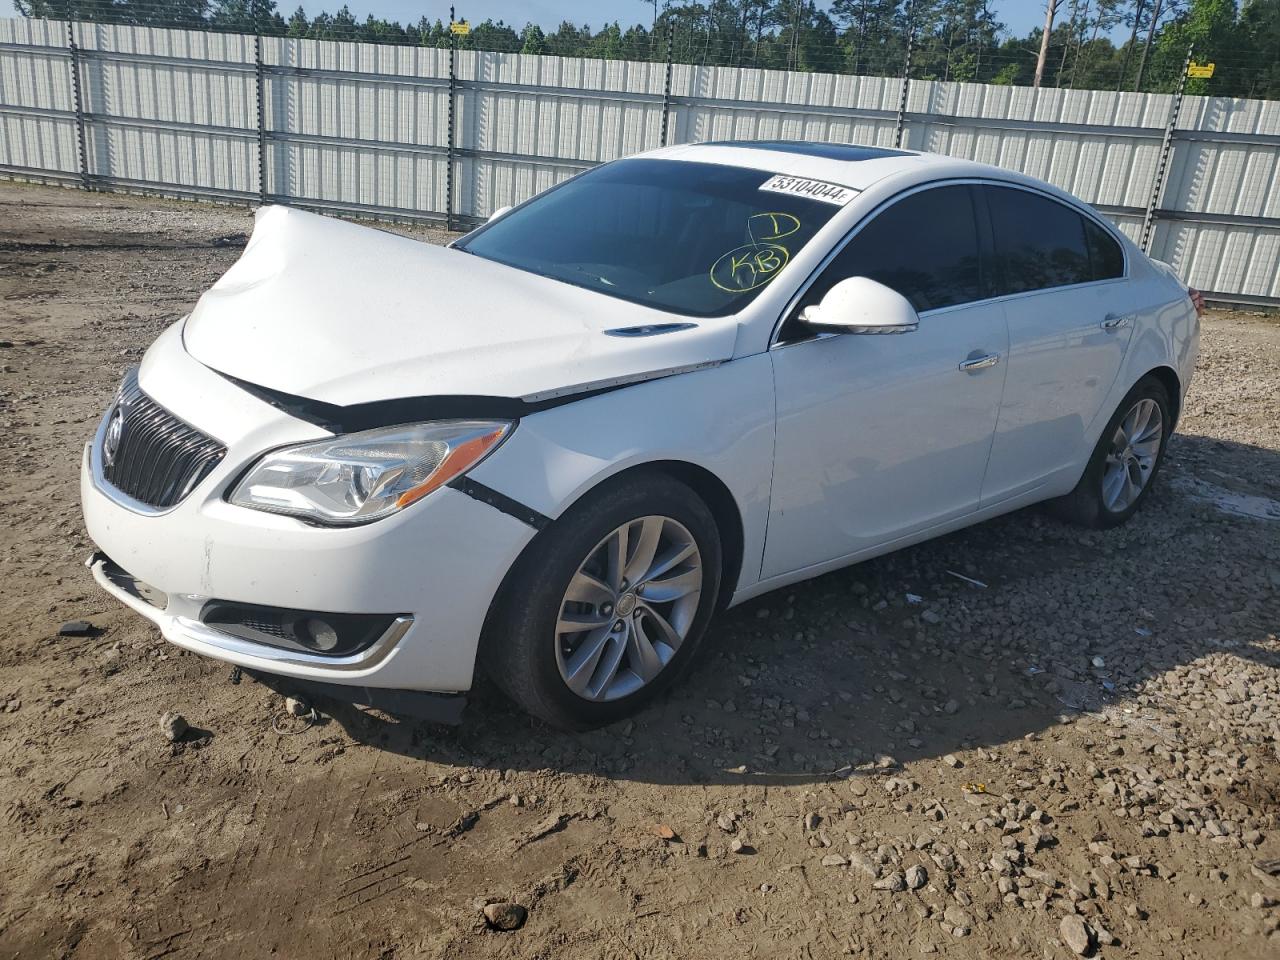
[
  {"x1": 446, "y1": 6, "x2": 457, "y2": 231},
  {"x1": 254, "y1": 33, "x2": 267, "y2": 204},
  {"x1": 1140, "y1": 45, "x2": 1193, "y2": 253},
  {"x1": 660, "y1": 25, "x2": 674, "y2": 147},
  {"x1": 893, "y1": 26, "x2": 914, "y2": 149},
  {"x1": 66, "y1": 21, "x2": 90, "y2": 190}
]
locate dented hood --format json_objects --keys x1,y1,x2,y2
[{"x1": 183, "y1": 206, "x2": 739, "y2": 408}]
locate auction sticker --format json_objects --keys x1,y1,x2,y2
[{"x1": 759, "y1": 175, "x2": 857, "y2": 206}]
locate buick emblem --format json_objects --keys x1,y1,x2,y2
[{"x1": 103, "y1": 407, "x2": 124, "y2": 467}]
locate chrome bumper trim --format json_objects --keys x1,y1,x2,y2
[{"x1": 86, "y1": 553, "x2": 412, "y2": 672}]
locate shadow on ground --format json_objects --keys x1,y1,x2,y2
[{"x1": 256, "y1": 431, "x2": 1280, "y2": 786}]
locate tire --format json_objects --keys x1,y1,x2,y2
[
  {"x1": 1049, "y1": 374, "x2": 1173, "y2": 529},
  {"x1": 481, "y1": 471, "x2": 722, "y2": 730}
]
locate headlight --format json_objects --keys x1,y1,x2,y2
[{"x1": 229, "y1": 420, "x2": 511, "y2": 525}]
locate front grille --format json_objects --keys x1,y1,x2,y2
[{"x1": 100, "y1": 368, "x2": 226, "y2": 509}]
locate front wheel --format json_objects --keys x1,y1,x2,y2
[
  {"x1": 481, "y1": 472, "x2": 722, "y2": 729},
  {"x1": 1049, "y1": 374, "x2": 1172, "y2": 529}
]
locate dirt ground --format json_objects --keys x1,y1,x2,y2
[{"x1": 0, "y1": 181, "x2": 1277, "y2": 960}]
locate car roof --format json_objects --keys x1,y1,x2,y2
[{"x1": 642, "y1": 139, "x2": 1018, "y2": 194}]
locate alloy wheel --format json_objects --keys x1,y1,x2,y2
[
  {"x1": 554, "y1": 515, "x2": 703, "y2": 702},
  {"x1": 1101, "y1": 397, "x2": 1163, "y2": 513}
]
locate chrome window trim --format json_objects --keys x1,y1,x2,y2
[{"x1": 769, "y1": 176, "x2": 1131, "y2": 349}]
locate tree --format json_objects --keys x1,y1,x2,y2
[
  {"x1": 12, "y1": 0, "x2": 1279, "y2": 98},
  {"x1": 520, "y1": 23, "x2": 547, "y2": 55},
  {"x1": 285, "y1": 5, "x2": 308, "y2": 38},
  {"x1": 207, "y1": 0, "x2": 285, "y2": 34},
  {"x1": 1154, "y1": 0, "x2": 1237, "y2": 91}
]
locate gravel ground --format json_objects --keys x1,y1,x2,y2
[{"x1": 0, "y1": 181, "x2": 1277, "y2": 960}]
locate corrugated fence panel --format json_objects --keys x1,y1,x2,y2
[
  {"x1": 1152, "y1": 96, "x2": 1280, "y2": 299},
  {"x1": 457, "y1": 52, "x2": 668, "y2": 219},
  {"x1": 1, "y1": 19, "x2": 1277, "y2": 301},
  {"x1": 906, "y1": 82, "x2": 1169, "y2": 212},
  {"x1": 265, "y1": 37, "x2": 449, "y2": 215},
  {"x1": 0, "y1": 18, "x2": 78, "y2": 176},
  {"x1": 76, "y1": 22, "x2": 257, "y2": 195},
  {"x1": 672, "y1": 65, "x2": 901, "y2": 148}
]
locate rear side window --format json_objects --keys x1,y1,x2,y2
[
  {"x1": 985, "y1": 185, "x2": 1121, "y2": 294},
  {"x1": 805, "y1": 185, "x2": 983, "y2": 312},
  {"x1": 1084, "y1": 218, "x2": 1125, "y2": 280}
]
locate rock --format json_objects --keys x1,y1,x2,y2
[
  {"x1": 804, "y1": 811, "x2": 821, "y2": 831},
  {"x1": 1250, "y1": 892, "x2": 1277, "y2": 909},
  {"x1": 942, "y1": 754, "x2": 962, "y2": 768},
  {"x1": 943, "y1": 699, "x2": 960, "y2": 715},
  {"x1": 821, "y1": 853, "x2": 848, "y2": 867},
  {"x1": 284, "y1": 697, "x2": 310, "y2": 717},
  {"x1": 159, "y1": 712, "x2": 188, "y2": 742},
  {"x1": 943, "y1": 906, "x2": 973, "y2": 936},
  {"x1": 848, "y1": 850, "x2": 879, "y2": 878},
  {"x1": 905, "y1": 864, "x2": 928, "y2": 890},
  {"x1": 716, "y1": 812, "x2": 737, "y2": 832},
  {"x1": 1059, "y1": 915, "x2": 1094, "y2": 956},
  {"x1": 58, "y1": 620, "x2": 96, "y2": 637},
  {"x1": 1023, "y1": 866, "x2": 1059, "y2": 888},
  {"x1": 873, "y1": 872, "x2": 907, "y2": 892},
  {"x1": 482, "y1": 901, "x2": 527, "y2": 931},
  {"x1": 651, "y1": 823, "x2": 677, "y2": 841}
]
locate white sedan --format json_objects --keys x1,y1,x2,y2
[{"x1": 80, "y1": 141, "x2": 1200, "y2": 728}]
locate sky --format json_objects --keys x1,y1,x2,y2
[{"x1": 2, "y1": 1, "x2": 1058, "y2": 40}]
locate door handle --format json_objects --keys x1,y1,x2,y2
[
  {"x1": 1101, "y1": 313, "x2": 1131, "y2": 331},
  {"x1": 959, "y1": 353, "x2": 1001, "y2": 372}
]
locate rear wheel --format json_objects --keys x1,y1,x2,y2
[
  {"x1": 482, "y1": 472, "x2": 722, "y2": 729},
  {"x1": 1049, "y1": 375, "x2": 1172, "y2": 529}
]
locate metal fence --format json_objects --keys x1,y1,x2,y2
[{"x1": 2, "y1": 17, "x2": 1278, "y2": 305}]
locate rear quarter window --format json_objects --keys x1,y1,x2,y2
[{"x1": 1084, "y1": 218, "x2": 1125, "y2": 281}]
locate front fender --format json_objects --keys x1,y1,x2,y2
[{"x1": 466, "y1": 355, "x2": 775, "y2": 596}]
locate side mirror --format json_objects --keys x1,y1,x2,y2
[
  {"x1": 799, "y1": 276, "x2": 919, "y2": 335},
  {"x1": 488, "y1": 205, "x2": 513, "y2": 222}
]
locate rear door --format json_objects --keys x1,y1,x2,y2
[{"x1": 976, "y1": 184, "x2": 1136, "y2": 506}]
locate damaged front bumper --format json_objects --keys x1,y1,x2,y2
[{"x1": 86, "y1": 551, "x2": 467, "y2": 724}]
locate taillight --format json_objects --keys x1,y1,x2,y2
[{"x1": 1188, "y1": 287, "x2": 1206, "y2": 317}]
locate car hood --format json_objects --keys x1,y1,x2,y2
[{"x1": 183, "y1": 206, "x2": 740, "y2": 408}]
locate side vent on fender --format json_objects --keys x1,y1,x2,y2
[{"x1": 603, "y1": 322, "x2": 699, "y2": 338}]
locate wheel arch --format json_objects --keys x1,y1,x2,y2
[
  {"x1": 485, "y1": 459, "x2": 747, "y2": 629},
  {"x1": 635, "y1": 460, "x2": 745, "y2": 611},
  {"x1": 1145, "y1": 364, "x2": 1182, "y2": 429}
]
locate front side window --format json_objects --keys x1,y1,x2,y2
[
  {"x1": 802, "y1": 184, "x2": 983, "y2": 313},
  {"x1": 984, "y1": 185, "x2": 1119, "y2": 295},
  {"x1": 455, "y1": 159, "x2": 846, "y2": 317}
]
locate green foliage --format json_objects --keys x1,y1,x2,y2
[{"x1": 11, "y1": 0, "x2": 1279, "y2": 99}]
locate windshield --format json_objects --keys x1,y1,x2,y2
[{"x1": 455, "y1": 159, "x2": 849, "y2": 317}]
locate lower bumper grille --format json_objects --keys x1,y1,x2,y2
[{"x1": 100, "y1": 368, "x2": 226, "y2": 509}]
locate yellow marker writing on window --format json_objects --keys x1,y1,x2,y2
[
  {"x1": 749, "y1": 212, "x2": 801, "y2": 241},
  {"x1": 710, "y1": 242, "x2": 791, "y2": 292}
]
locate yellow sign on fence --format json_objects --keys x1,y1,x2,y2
[
  {"x1": 450, "y1": 20, "x2": 470, "y2": 36},
  {"x1": 1187, "y1": 62, "x2": 1215, "y2": 79}
]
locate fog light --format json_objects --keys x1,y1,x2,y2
[
  {"x1": 297, "y1": 617, "x2": 340, "y2": 652},
  {"x1": 199, "y1": 601, "x2": 402, "y2": 658}
]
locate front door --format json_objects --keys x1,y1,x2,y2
[{"x1": 762, "y1": 184, "x2": 1009, "y2": 580}]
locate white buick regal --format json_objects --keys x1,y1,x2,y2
[{"x1": 81, "y1": 141, "x2": 1200, "y2": 728}]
